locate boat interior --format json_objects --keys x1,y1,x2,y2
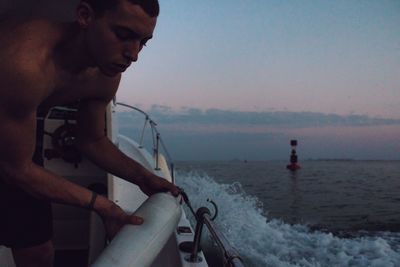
[{"x1": 41, "y1": 105, "x2": 109, "y2": 266}]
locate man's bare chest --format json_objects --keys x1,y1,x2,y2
[{"x1": 39, "y1": 70, "x2": 100, "y2": 111}]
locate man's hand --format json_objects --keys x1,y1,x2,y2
[
  {"x1": 95, "y1": 196, "x2": 143, "y2": 240},
  {"x1": 139, "y1": 174, "x2": 179, "y2": 197}
]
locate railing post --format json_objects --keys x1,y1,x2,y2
[
  {"x1": 170, "y1": 163, "x2": 175, "y2": 184},
  {"x1": 191, "y1": 207, "x2": 211, "y2": 262},
  {"x1": 180, "y1": 207, "x2": 211, "y2": 263},
  {"x1": 138, "y1": 117, "x2": 148, "y2": 148},
  {"x1": 155, "y1": 133, "x2": 160, "y2": 170}
]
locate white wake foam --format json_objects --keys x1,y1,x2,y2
[{"x1": 176, "y1": 171, "x2": 400, "y2": 267}]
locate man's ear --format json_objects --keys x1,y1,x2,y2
[{"x1": 76, "y1": 2, "x2": 95, "y2": 28}]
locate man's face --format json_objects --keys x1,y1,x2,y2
[{"x1": 84, "y1": 1, "x2": 157, "y2": 76}]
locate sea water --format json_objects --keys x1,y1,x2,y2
[{"x1": 175, "y1": 160, "x2": 400, "y2": 267}]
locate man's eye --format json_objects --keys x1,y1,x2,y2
[
  {"x1": 115, "y1": 30, "x2": 131, "y2": 40},
  {"x1": 116, "y1": 34, "x2": 129, "y2": 40}
]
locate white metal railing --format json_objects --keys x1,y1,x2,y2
[{"x1": 115, "y1": 102, "x2": 175, "y2": 183}]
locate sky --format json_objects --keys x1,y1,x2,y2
[{"x1": 116, "y1": 0, "x2": 400, "y2": 160}]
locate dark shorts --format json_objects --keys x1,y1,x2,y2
[
  {"x1": 0, "y1": 179, "x2": 53, "y2": 249},
  {"x1": 0, "y1": 113, "x2": 52, "y2": 248}
]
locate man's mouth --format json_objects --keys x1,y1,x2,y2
[{"x1": 112, "y1": 64, "x2": 129, "y2": 72}]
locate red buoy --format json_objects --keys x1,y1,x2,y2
[{"x1": 286, "y1": 140, "x2": 301, "y2": 171}]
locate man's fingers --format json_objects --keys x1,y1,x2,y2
[
  {"x1": 170, "y1": 184, "x2": 179, "y2": 197},
  {"x1": 162, "y1": 179, "x2": 179, "y2": 196},
  {"x1": 128, "y1": 215, "x2": 144, "y2": 225}
]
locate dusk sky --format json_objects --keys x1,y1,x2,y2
[
  {"x1": 118, "y1": 0, "x2": 399, "y2": 118},
  {"x1": 0, "y1": 1, "x2": 398, "y2": 160},
  {"x1": 116, "y1": 1, "x2": 399, "y2": 160}
]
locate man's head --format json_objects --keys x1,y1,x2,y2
[
  {"x1": 81, "y1": 0, "x2": 159, "y2": 18},
  {"x1": 76, "y1": 0, "x2": 159, "y2": 76}
]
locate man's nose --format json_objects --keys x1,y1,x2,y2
[{"x1": 123, "y1": 43, "x2": 140, "y2": 63}]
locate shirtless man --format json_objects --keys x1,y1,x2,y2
[{"x1": 0, "y1": 0, "x2": 179, "y2": 266}]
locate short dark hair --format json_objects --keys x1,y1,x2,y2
[{"x1": 82, "y1": 0, "x2": 159, "y2": 17}]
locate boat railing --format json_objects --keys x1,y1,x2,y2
[
  {"x1": 115, "y1": 103, "x2": 244, "y2": 266},
  {"x1": 180, "y1": 194, "x2": 245, "y2": 266},
  {"x1": 201, "y1": 211, "x2": 244, "y2": 267},
  {"x1": 115, "y1": 102, "x2": 175, "y2": 183}
]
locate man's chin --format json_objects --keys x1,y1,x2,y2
[{"x1": 99, "y1": 66, "x2": 123, "y2": 77}]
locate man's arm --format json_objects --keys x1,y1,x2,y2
[
  {"x1": 76, "y1": 98, "x2": 179, "y2": 196},
  {"x1": 0, "y1": 105, "x2": 143, "y2": 239},
  {"x1": 0, "y1": 70, "x2": 143, "y2": 240},
  {"x1": 0, "y1": 63, "x2": 92, "y2": 207},
  {"x1": 0, "y1": 108, "x2": 103, "y2": 210}
]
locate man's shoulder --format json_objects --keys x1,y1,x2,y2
[
  {"x1": 0, "y1": 18, "x2": 59, "y2": 74},
  {"x1": 0, "y1": 19, "x2": 59, "y2": 113},
  {"x1": 0, "y1": 17, "x2": 58, "y2": 42},
  {"x1": 0, "y1": 18, "x2": 59, "y2": 63}
]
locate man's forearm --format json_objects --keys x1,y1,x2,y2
[
  {"x1": 78, "y1": 136, "x2": 151, "y2": 185},
  {"x1": 0, "y1": 162, "x2": 112, "y2": 214}
]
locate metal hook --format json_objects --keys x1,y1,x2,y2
[{"x1": 206, "y1": 199, "x2": 218, "y2": 221}]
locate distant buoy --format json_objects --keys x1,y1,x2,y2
[{"x1": 286, "y1": 140, "x2": 301, "y2": 171}]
